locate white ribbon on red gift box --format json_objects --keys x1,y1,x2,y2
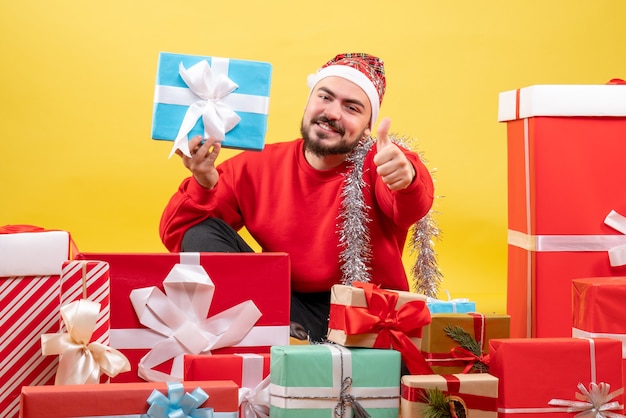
[
  {"x1": 238, "y1": 354, "x2": 270, "y2": 418},
  {"x1": 157, "y1": 57, "x2": 269, "y2": 158},
  {"x1": 508, "y1": 210, "x2": 626, "y2": 266},
  {"x1": 573, "y1": 328, "x2": 626, "y2": 358},
  {"x1": 126, "y1": 261, "x2": 262, "y2": 382},
  {"x1": 509, "y1": 208, "x2": 626, "y2": 336}
]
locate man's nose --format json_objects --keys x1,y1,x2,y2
[{"x1": 324, "y1": 100, "x2": 342, "y2": 120}]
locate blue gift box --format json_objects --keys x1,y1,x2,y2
[
  {"x1": 152, "y1": 52, "x2": 272, "y2": 155},
  {"x1": 427, "y1": 297, "x2": 476, "y2": 313}
]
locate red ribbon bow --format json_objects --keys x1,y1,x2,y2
[
  {"x1": 337, "y1": 282, "x2": 433, "y2": 375},
  {"x1": 450, "y1": 346, "x2": 491, "y2": 373},
  {"x1": 0, "y1": 224, "x2": 47, "y2": 234}
]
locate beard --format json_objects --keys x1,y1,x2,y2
[{"x1": 301, "y1": 116, "x2": 366, "y2": 157}]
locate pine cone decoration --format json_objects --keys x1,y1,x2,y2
[{"x1": 448, "y1": 395, "x2": 468, "y2": 418}]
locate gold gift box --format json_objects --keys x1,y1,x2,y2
[{"x1": 421, "y1": 313, "x2": 510, "y2": 374}]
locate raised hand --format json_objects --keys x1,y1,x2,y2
[
  {"x1": 373, "y1": 118, "x2": 416, "y2": 191},
  {"x1": 176, "y1": 135, "x2": 222, "y2": 189}
]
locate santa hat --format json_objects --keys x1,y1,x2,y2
[{"x1": 307, "y1": 53, "x2": 386, "y2": 127}]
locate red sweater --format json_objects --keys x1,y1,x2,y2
[{"x1": 160, "y1": 139, "x2": 434, "y2": 293}]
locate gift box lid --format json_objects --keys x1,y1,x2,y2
[
  {"x1": 0, "y1": 228, "x2": 70, "y2": 276},
  {"x1": 498, "y1": 84, "x2": 626, "y2": 122}
]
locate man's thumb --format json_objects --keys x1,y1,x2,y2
[{"x1": 376, "y1": 117, "x2": 392, "y2": 152}]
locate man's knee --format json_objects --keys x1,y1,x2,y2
[{"x1": 181, "y1": 218, "x2": 253, "y2": 252}]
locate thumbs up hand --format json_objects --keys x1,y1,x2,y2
[{"x1": 373, "y1": 118, "x2": 416, "y2": 191}]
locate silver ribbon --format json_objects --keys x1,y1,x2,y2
[{"x1": 549, "y1": 382, "x2": 625, "y2": 418}]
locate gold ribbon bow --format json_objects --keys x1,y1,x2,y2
[
  {"x1": 41, "y1": 299, "x2": 130, "y2": 385},
  {"x1": 549, "y1": 382, "x2": 625, "y2": 418}
]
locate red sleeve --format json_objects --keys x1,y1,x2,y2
[
  {"x1": 159, "y1": 155, "x2": 249, "y2": 252},
  {"x1": 159, "y1": 177, "x2": 218, "y2": 252}
]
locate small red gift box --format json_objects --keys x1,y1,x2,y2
[
  {"x1": 498, "y1": 84, "x2": 626, "y2": 338},
  {"x1": 0, "y1": 226, "x2": 72, "y2": 418},
  {"x1": 327, "y1": 282, "x2": 433, "y2": 375},
  {"x1": 489, "y1": 337, "x2": 624, "y2": 418},
  {"x1": 75, "y1": 252, "x2": 291, "y2": 382},
  {"x1": 20, "y1": 380, "x2": 239, "y2": 418},
  {"x1": 185, "y1": 353, "x2": 270, "y2": 418},
  {"x1": 572, "y1": 277, "x2": 626, "y2": 390}
]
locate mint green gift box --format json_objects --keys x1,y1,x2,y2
[{"x1": 269, "y1": 344, "x2": 400, "y2": 418}]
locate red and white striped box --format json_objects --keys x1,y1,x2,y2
[
  {"x1": 59, "y1": 260, "x2": 110, "y2": 345},
  {"x1": 0, "y1": 227, "x2": 72, "y2": 418}
]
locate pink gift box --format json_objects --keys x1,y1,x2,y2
[{"x1": 75, "y1": 252, "x2": 291, "y2": 382}]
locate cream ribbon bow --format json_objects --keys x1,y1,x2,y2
[
  {"x1": 41, "y1": 299, "x2": 131, "y2": 385},
  {"x1": 130, "y1": 263, "x2": 262, "y2": 381},
  {"x1": 549, "y1": 382, "x2": 625, "y2": 418},
  {"x1": 239, "y1": 376, "x2": 271, "y2": 418},
  {"x1": 169, "y1": 60, "x2": 241, "y2": 158}
]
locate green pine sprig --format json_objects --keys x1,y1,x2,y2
[
  {"x1": 443, "y1": 324, "x2": 489, "y2": 373},
  {"x1": 420, "y1": 387, "x2": 451, "y2": 418}
]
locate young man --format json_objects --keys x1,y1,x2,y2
[{"x1": 159, "y1": 53, "x2": 435, "y2": 342}]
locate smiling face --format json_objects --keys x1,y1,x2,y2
[{"x1": 300, "y1": 76, "x2": 372, "y2": 158}]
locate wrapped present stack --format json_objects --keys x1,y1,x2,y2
[
  {"x1": 498, "y1": 83, "x2": 626, "y2": 338},
  {"x1": 0, "y1": 226, "x2": 71, "y2": 417},
  {"x1": 492, "y1": 82, "x2": 626, "y2": 416}
]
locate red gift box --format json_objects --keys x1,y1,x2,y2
[
  {"x1": 489, "y1": 337, "x2": 624, "y2": 418},
  {"x1": 0, "y1": 226, "x2": 72, "y2": 418},
  {"x1": 75, "y1": 252, "x2": 291, "y2": 382},
  {"x1": 498, "y1": 84, "x2": 626, "y2": 338},
  {"x1": 185, "y1": 353, "x2": 270, "y2": 418},
  {"x1": 572, "y1": 277, "x2": 626, "y2": 390},
  {"x1": 20, "y1": 380, "x2": 239, "y2": 417}
]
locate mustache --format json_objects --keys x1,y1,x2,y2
[{"x1": 312, "y1": 116, "x2": 345, "y2": 135}]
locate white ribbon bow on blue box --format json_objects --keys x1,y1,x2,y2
[{"x1": 151, "y1": 52, "x2": 272, "y2": 157}]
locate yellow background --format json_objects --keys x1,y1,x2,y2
[{"x1": 2, "y1": 1, "x2": 625, "y2": 314}]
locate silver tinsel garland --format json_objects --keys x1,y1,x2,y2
[
  {"x1": 337, "y1": 134, "x2": 442, "y2": 296},
  {"x1": 337, "y1": 139, "x2": 375, "y2": 285}
]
